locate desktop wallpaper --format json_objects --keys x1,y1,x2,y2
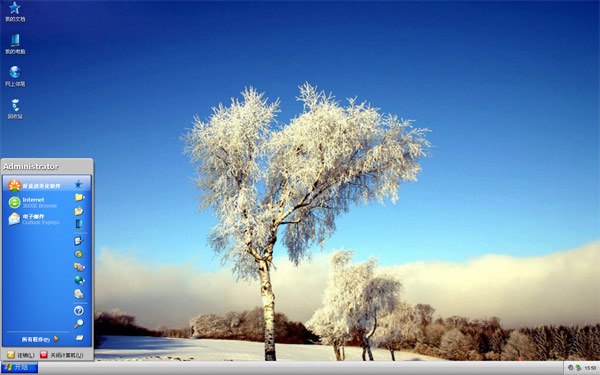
[{"x1": 1, "y1": 0, "x2": 598, "y2": 361}]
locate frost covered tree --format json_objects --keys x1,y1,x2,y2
[
  {"x1": 306, "y1": 251, "x2": 356, "y2": 360},
  {"x1": 440, "y1": 328, "x2": 472, "y2": 360},
  {"x1": 184, "y1": 84, "x2": 429, "y2": 360},
  {"x1": 489, "y1": 328, "x2": 506, "y2": 355},
  {"x1": 307, "y1": 250, "x2": 401, "y2": 361},
  {"x1": 414, "y1": 303, "x2": 435, "y2": 327},
  {"x1": 372, "y1": 302, "x2": 420, "y2": 361},
  {"x1": 501, "y1": 331, "x2": 536, "y2": 360},
  {"x1": 306, "y1": 307, "x2": 349, "y2": 361},
  {"x1": 360, "y1": 274, "x2": 402, "y2": 360}
]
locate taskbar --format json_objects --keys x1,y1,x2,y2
[{"x1": 0, "y1": 361, "x2": 599, "y2": 375}]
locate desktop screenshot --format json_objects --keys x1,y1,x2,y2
[{"x1": 0, "y1": 1, "x2": 598, "y2": 374}]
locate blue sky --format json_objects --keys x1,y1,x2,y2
[{"x1": 1, "y1": 1, "x2": 598, "y2": 271}]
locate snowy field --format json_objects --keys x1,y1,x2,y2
[{"x1": 96, "y1": 336, "x2": 442, "y2": 361}]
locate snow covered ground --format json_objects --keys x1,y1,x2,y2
[{"x1": 96, "y1": 336, "x2": 442, "y2": 361}]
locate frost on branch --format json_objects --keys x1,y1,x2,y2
[
  {"x1": 307, "y1": 250, "x2": 401, "y2": 360},
  {"x1": 184, "y1": 84, "x2": 429, "y2": 279},
  {"x1": 184, "y1": 87, "x2": 279, "y2": 279},
  {"x1": 371, "y1": 301, "x2": 420, "y2": 360}
]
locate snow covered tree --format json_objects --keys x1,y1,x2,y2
[
  {"x1": 489, "y1": 328, "x2": 506, "y2": 355},
  {"x1": 307, "y1": 250, "x2": 401, "y2": 361},
  {"x1": 414, "y1": 303, "x2": 435, "y2": 327},
  {"x1": 440, "y1": 328, "x2": 472, "y2": 360},
  {"x1": 423, "y1": 321, "x2": 447, "y2": 347},
  {"x1": 360, "y1": 275, "x2": 402, "y2": 360},
  {"x1": 372, "y1": 301, "x2": 420, "y2": 360},
  {"x1": 306, "y1": 251, "x2": 357, "y2": 361},
  {"x1": 184, "y1": 84, "x2": 429, "y2": 360},
  {"x1": 529, "y1": 326, "x2": 553, "y2": 360},
  {"x1": 306, "y1": 307, "x2": 349, "y2": 360},
  {"x1": 501, "y1": 331, "x2": 537, "y2": 360},
  {"x1": 550, "y1": 326, "x2": 570, "y2": 360}
]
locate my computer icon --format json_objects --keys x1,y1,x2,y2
[{"x1": 10, "y1": 34, "x2": 20, "y2": 47}]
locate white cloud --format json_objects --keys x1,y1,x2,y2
[
  {"x1": 96, "y1": 242, "x2": 599, "y2": 329},
  {"x1": 95, "y1": 249, "x2": 329, "y2": 329},
  {"x1": 383, "y1": 242, "x2": 600, "y2": 328}
]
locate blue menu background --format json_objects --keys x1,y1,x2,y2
[{"x1": 2, "y1": 175, "x2": 92, "y2": 347}]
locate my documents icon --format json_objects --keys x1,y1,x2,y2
[
  {"x1": 75, "y1": 193, "x2": 85, "y2": 202},
  {"x1": 74, "y1": 206, "x2": 84, "y2": 216}
]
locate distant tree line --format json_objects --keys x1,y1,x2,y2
[
  {"x1": 94, "y1": 310, "x2": 192, "y2": 347},
  {"x1": 374, "y1": 305, "x2": 600, "y2": 361},
  {"x1": 189, "y1": 307, "x2": 319, "y2": 344},
  {"x1": 95, "y1": 311, "x2": 160, "y2": 337}
]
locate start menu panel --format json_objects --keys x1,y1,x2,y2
[{"x1": 1, "y1": 158, "x2": 94, "y2": 361}]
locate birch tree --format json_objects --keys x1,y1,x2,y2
[
  {"x1": 184, "y1": 84, "x2": 429, "y2": 360},
  {"x1": 306, "y1": 307, "x2": 349, "y2": 360},
  {"x1": 372, "y1": 302, "x2": 420, "y2": 361},
  {"x1": 359, "y1": 274, "x2": 401, "y2": 360},
  {"x1": 306, "y1": 251, "x2": 361, "y2": 361},
  {"x1": 308, "y1": 250, "x2": 401, "y2": 361}
]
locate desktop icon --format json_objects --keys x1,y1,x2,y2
[
  {"x1": 10, "y1": 33, "x2": 20, "y2": 47},
  {"x1": 11, "y1": 98, "x2": 20, "y2": 112},
  {"x1": 74, "y1": 289, "x2": 84, "y2": 299},
  {"x1": 75, "y1": 193, "x2": 85, "y2": 201},
  {"x1": 9, "y1": 1, "x2": 20, "y2": 15},
  {"x1": 74, "y1": 250, "x2": 83, "y2": 258},
  {"x1": 74, "y1": 319, "x2": 84, "y2": 329},
  {"x1": 74, "y1": 305, "x2": 84, "y2": 316},
  {"x1": 74, "y1": 206, "x2": 84, "y2": 216},
  {"x1": 74, "y1": 236, "x2": 83, "y2": 245},
  {"x1": 8, "y1": 212, "x2": 20, "y2": 225},
  {"x1": 8, "y1": 196, "x2": 21, "y2": 209},
  {"x1": 9, "y1": 65, "x2": 20, "y2": 79},
  {"x1": 75, "y1": 219, "x2": 83, "y2": 228},
  {"x1": 7, "y1": 350, "x2": 15, "y2": 359},
  {"x1": 74, "y1": 262, "x2": 85, "y2": 271},
  {"x1": 39, "y1": 350, "x2": 48, "y2": 359},
  {"x1": 74, "y1": 276, "x2": 85, "y2": 285},
  {"x1": 7, "y1": 179, "x2": 22, "y2": 192},
  {"x1": 75, "y1": 335, "x2": 84, "y2": 341}
]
